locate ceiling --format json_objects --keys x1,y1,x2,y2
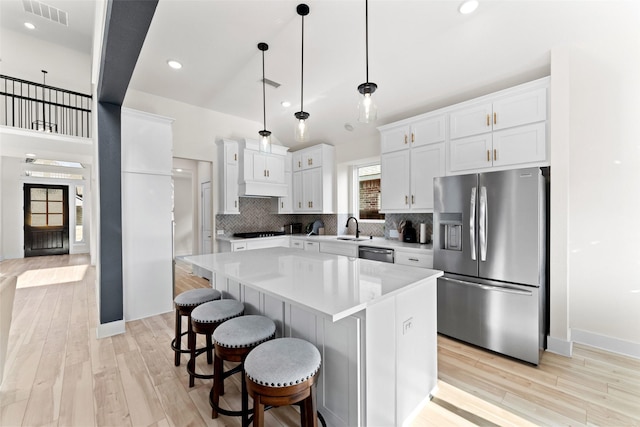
[{"x1": 1, "y1": 0, "x2": 637, "y2": 160}]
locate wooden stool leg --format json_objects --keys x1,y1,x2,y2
[
  {"x1": 174, "y1": 309, "x2": 181, "y2": 366},
  {"x1": 188, "y1": 322, "x2": 196, "y2": 388},
  {"x1": 206, "y1": 333, "x2": 213, "y2": 364},
  {"x1": 241, "y1": 367, "x2": 248, "y2": 427},
  {"x1": 305, "y1": 384, "x2": 318, "y2": 427},
  {"x1": 253, "y1": 395, "x2": 264, "y2": 427},
  {"x1": 211, "y1": 353, "x2": 223, "y2": 418}
]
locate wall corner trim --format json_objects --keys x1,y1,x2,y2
[{"x1": 96, "y1": 319, "x2": 125, "y2": 339}]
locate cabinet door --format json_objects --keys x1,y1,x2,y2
[
  {"x1": 303, "y1": 168, "x2": 323, "y2": 212},
  {"x1": 411, "y1": 115, "x2": 446, "y2": 147},
  {"x1": 492, "y1": 122, "x2": 546, "y2": 167},
  {"x1": 449, "y1": 133, "x2": 493, "y2": 173},
  {"x1": 380, "y1": 124, "x2": 410, "y2": 153},
  {"x1": 292, "y1": 152, "x2": 303, "y2": 171},
  {"x1": 225, "y1": 143, "x2": 238, "y2": 164},
  {"x1": 265, "y1": 155, "x2": 285, "y2": 183},
  {"x1": 449, "y1": 103, "x2": 492, "y2": 139},
  {"x1": 492, "y1": 88, "x2": 546, "y2": 131},
  {"x1": 225, "y1": 161, "x2": 239, "y2": 213},
  {"x1": 302, "y1": 147, "x2": 323, "y2": 169},
  {"x1": 292, "y1": 171, "x2": 303, "y2": 212},
  {"x1": 276, "y1": 170, "x2": 293, "y2": 213},
  {"x1": 381, "y1": 150, "x2": 410, "y2": 211},
  {"x1": 410, "y1": 143, "x2": 445, "y2": 210}
]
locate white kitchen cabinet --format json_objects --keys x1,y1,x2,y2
[
  {"x1": 238, "y1": 138, "x2": 289, "y2": 197},
  {"x1": 449, "y1": 87, "x2": 546, "y2": 139},
  {"x1": 380, "y1": 114, "x2": 446, "y2": 153},
  {"x1": 395, "y1": 250, "x2": 433, "y2": 269},
  {"x1": 290, "y1": 238, "x2": 304, "y2": 250},
  {"x1": 121, "y1": 108, "x2": 174, "y2": 321},
  {"x1": 304, "y1": 241, "x2": 320, "y2": 252},
  {"x1": 380, "y1": 142, "x2": 445, "y2": 212},
  {"x1": 292, "y1": 144, "x2": 335, "y2": 213},
  {"x1": 319, "y1": 241, "x2": 358, "y2": 257},
  {"x1": 216, "y1": 139, "x2": 239, "y2": 214},
  {"x1": 225, "y1": 236, "x2": 289, "y2": 252},
  {"x1": 270, "y1": 152, "x2": 293, "y2": 214},
  {"x1": 449, "y1": 122, "x2": 546, "y2": 173},
  {"x1": 447, "y1": 82, "x2": 548, "y2": 173}
]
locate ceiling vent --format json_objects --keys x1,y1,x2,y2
[
  {"x1": 261, "y1": 78, "x2": 281, "y2": 89},
  {"x1": 22, "y1": 0, "x2": 69, "y2": 26}
]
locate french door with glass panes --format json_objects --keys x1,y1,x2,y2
[{"x1": 24, "y1": 184, "x2": 69, "y2": 257}]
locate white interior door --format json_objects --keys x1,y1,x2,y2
[{"x1": 201, "y1": 181, "x2": 212, "y2": 253}]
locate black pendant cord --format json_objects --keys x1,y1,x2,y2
[
  {"x1": 261, "y1": 48, "x2": 267, "y2": 131},
  {"x1": 300, "y1": 12, "x2": 304, "y2": 113},
  {"x1": 365, "y1": 0, "x2": 369, "y2": 84}
]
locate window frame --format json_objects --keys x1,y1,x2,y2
[{"x1": 351, "y1": 161, "x2": 385, "y2": 223}]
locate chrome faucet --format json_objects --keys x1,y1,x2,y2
[{"x1": 346, "y1": 216, "x2": 360, "y2": 238}]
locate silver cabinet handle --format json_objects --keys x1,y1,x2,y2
[
  {"x1": 479, "y1": 186, "x2": 487, "y2": 262},
  {"x1": 440, "y1": 277, "x2": 532, "y2": 296},
  {"x1": 470, "y1": 187, "x2": 477, "y2": 261}
]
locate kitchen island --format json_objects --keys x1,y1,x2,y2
[{"x1": 184, "y1": 247, "x2": 442, "y2": 427}]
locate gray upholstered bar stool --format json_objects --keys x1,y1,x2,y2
[
  {"x1": 172, "y1": 288, "x2": 221, "y2": 366},
  {"x1": 244, "y1": 337, "x2": 322, "y2": 427},
  {"x1": 188, "y1": 299, "x2": 245, "y2": 387},
  {"x1": 210, "y1": 315, "x2": 276, "y2": 425}
]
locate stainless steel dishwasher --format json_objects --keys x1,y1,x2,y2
[{"x1": 358, "y1": 246, "x2": 394, "y2": 263}]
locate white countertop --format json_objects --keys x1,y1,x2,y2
[
  {"x1": 217, "y1": 234, "x2": 433, "y2": 254},
  {"x1": 184, "y1": 247, "x2": 442, "y2": 322}
]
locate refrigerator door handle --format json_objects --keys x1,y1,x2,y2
[
  {"x1": 479, "y1": 186, "x2": 488, "y2": 261},
  {"x1": 440, "y1": 276, "x2": 533, "y2": 296},
  {"x1": 469, "y1": 187, "x2": 477, "y2": 261}
]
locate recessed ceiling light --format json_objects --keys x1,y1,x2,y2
[
  {"x1": 344, "y1": 123, "x2": 354, "y2": 132},
  {"x1": 458, "y1": 0, "x2": 479, "y2": 14},
  {"x1": 167, "y1": 60, "x2": 182, "y2": 69},
  {"x1": 24, "y1": 22, "x2": 36, "y2": 30},
  {"x1": 281, "y1": 101, "x2": 291, "y2": 108}
]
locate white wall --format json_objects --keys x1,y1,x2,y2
[
  {"x1": 549, "y1": 3, "x2": 640, "y2": 357},
  {"x1": 0, "y1": 28, "x2": 92, "y2": 94}
]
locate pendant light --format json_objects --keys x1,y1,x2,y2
[
  {"x1": 258, "y1": 42, "x2": 272, "y2": 153},
  {"x1": 357, "y1": 0, "x2": 377, "y2": 123},
  {"x1": 294, "y1": 4, "x2": 310, "y2": 142}
]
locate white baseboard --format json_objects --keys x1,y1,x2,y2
[
  {"x1": 546, "y1": 335, "x2": 573, "y2": 357},
  {"x1": 571, "y1": 329, "x2": 640, "y2": 359},
  {"x1": 96, "y1": 319, "x2": 125, "y2": 339}
]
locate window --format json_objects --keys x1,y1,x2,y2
[{"x1": 356, "y1": 164, "x2": 384, "y2": 221}]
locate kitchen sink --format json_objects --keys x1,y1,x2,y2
[{"x1": 336, "y1": 237, "x2": 369, "y2": 241}]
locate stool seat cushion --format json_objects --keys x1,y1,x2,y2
[
  {"x1": 214, "y1": 315, "x2": 276, "y2": 349},
  {"x1": 244, "y1": 338, "x2": 321, "y2": 387},
  {"x1": 174, "y1": 288, "x2": 221, "y2": 307},
  {"x1": 192, "y1": 299, "x2": 244, "y2": 324}
]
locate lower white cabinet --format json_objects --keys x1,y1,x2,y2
[
  {"x1": 290, "y1": 238, "x2": 304, "y2": 250},
  {"x1": 319, "y1": 241, "x2": 358, "y2": 257},
  {"x1": 395, "y1": 250, "x2": 433, "y2": 269},
  {"x1": 219, "y1": 237, "x2": 289, "y2": 253},
  {"x1": 304, "y1": 241, "x2": 320, "y2": 252}
]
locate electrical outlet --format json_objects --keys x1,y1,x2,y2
[
  {"x1": 217, "y1": 230, "x2": 224, "y2": 235},
  {"x1": 402, "y1": 317, "x2": 413, "y2": 335}
]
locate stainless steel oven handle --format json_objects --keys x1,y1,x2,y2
[
  {"x1": 479, "y1": 186, "x2": 487, "y2": 261},
  {"x1": 440, "y1": 277, "x2": 533, "y2": 296},
  {"x1": 359, "y1": 247, "x2": 393, "y2": 255},
  {"x1": 470, "y1": 187, "x2": 477, "y2": 260}
]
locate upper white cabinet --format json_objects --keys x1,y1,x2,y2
[
  {"x1": 270, "y1": 152, "x2": 293, "y2": 214},
  {"x1": 292, "y1": 144, "x2": 336, "y2": 213},
  {"x1": 217, "y1": 139, "x2": 239, "y2": 214},
  {"x1": 448, "y1": 82, "x2": 548, "y2": 173},
  {"x1": 379, "y1": 114, "x2": 446, "y2": 212},
  {"x1": 381, "y1": 115, "x2": 446, "y2": 153},
  {"x1": 238, "y1": 139, "x2": 289, "y2": 197}
]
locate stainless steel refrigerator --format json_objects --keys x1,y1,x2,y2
[{"x1": 433, "y1": 167, "x2": 548, "y2": 364}]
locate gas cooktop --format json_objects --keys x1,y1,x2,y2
[{"x1": 233, "y1": 231, "x2": 286, "y2": 239}]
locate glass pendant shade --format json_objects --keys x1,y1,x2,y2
[
  {"x1": 295, "y1": 111, "x2": 309, "y2": 142},
  {"x1": 259, "y1": 130, "x2": 272, "y2": 153}
]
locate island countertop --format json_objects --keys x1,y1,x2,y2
[{"x1": 183, "y1": 247, "x2": 442, "y2": 322}]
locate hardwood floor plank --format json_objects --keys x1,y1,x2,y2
[
  {"x1": 155, "y1": 378, "x2": 206, "y2": 427},
  {"x1": 22, "y1": 350, "x2": 65, "y2": 426},
  {"x1": 116, "y1": 350, "x2": 165, "y2": 426},
  {"x1": 93, "y1": 367, "x2": 131, "y2": 427},
  {"x1": 0, "y1": 397, "x2": 27, "y2": 427},
  {"x1": 0, "y1": 341, "x2": 45, "y2": 408},
  {"x1": 501, "y1": 391, "x2": 588, "y2": 426},
  {"x1": 58, "y1": 361, "x2": 95, "y2": 427},
  {"x1": 89, "y1": 334, "x2": 118, "y2": 374}
]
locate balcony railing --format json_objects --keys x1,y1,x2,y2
[{"x1": 0, "y1": 74, "x2": 92, "y2": 138}]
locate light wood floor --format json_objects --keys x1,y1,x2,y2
[{"x1": 1, "y1": 255, "x2": 639, "y2": 426}]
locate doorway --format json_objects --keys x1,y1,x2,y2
[{"x1": 23, "y1": 184, "x2": 70, "y2": 257}]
